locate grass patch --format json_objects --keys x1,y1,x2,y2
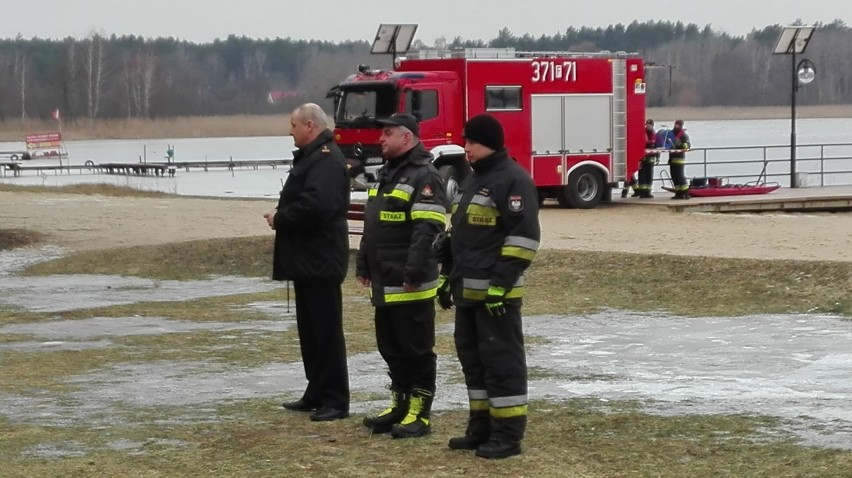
[
  {"x1": 22, "y1": 240, "x2": 852, "y2": 316},
  {"x1": 3, "y1": 237, "x2": 852, "y2": 475},
  {"x1": 3, "y1": 400, "x2": 851, "y2": 477},
  {"x1": 0, "y1": 228, "x2": 46, "y2": 251}
]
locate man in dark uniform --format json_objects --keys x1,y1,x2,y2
[
  {"x1": 356, "y1": 113, "x2": 447, "y2": 438},
  {"x1": 264, "y1": 103, "x2": 351, "y2": 422},
  {"x1": 438, "y1": 114, "x2": 540, "y2": 459},
  {"x1": 669, "y1": 119, "x2": 692, "y2": 199},
  {"x1": 637, "y1": 118, "x2": 658, "y2": 198}
]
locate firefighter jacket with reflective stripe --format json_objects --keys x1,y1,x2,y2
[
  {"x1": 356, "y1": 143, "x2": 448, "y2": 307},
  {"x1": 443, "y1": 149, "x2": 541, "y2": 307},
  {"x1": 669, "y1": 128, "x2": 690, "y2": 162}
]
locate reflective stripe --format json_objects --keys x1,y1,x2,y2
[
  {"x1": 451, "y1": 203, "x2": 459, "y2": 214},
  {"x1": 411, "y1": 210, "x2": 447, "y2": 224},
  {"x1": 462, "y1": 277, "x2": 525, "y2": 300},
  {"x1": 380, "y1": 211, "x2": 406, "y2": 222},
  {"x1": 504, "y1": 236, "x2": 540, "y2": 251},
  {"x1": 490, "y1": 404, "x2": 528, "y2": 418},
  {"x1": 412, "y1": 203, "x2": 446, "y2": 214},
  {"x1": 490, "y1": 395, "x2": 528, "y2": 408},
  {"x1": 462, "y1": 278, "x2": 491, "y2": 290},
  {"x1": 368, "y1": 188, "x2": 378, "y2": 197},
  {"x1": 463, "y1": 286, "x2": 524, "y2": 300},
  {"x1": 384, "y1": 279, "x2": 439, "y2": 303},
  {"x1": 410, "y1": 200, "x2": 447, "y2": 224},
  {"x1": 384, "y1": 286, "x2": 438, "y2": 303},
  {"x1": 501, "y1": 246, "x2": 537, "y2": 260},
  {"x1": 470, "y1": 399, "x2": 489, "y2": 411},
  {"x1": 386, "y1": 183, "x2": 415, "y2": 202},
  {"x1": 470, "y1": 194, "x2": 496, "y2": 208},
  {"x1": 468, "y1": 389, "x2": 489, "y2": 400},
  {"x1": 467, "y1": 204, "x2": 499, "y2": 217}
]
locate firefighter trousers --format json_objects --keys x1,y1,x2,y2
[
  {"x1": 374, "y1": 300, "x2": 437, "y2": 393},
  {"x1": 669, "y1": 159, "x2": 688, "y2": 192},
  {"x1": 638, "y1": 156, "x2": 656, "y2": 192},
  {"x1": 293, "y1": 278, "x2": 350, "y2": 411},
  {"x1": 454, "y1": 304, "x2": 528, "y2": 443}
]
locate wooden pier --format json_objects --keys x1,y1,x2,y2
[{"x1": 0, "y1": 158, "x2": 293, "y2": 178}]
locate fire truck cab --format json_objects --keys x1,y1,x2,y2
[{"x1": 330, "y1": 48, "x2": 646, "y2": 208}]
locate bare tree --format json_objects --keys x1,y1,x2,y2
[
  {"x1": 123, "y1": 47, "x2": 157, "y2": 117},
  {"x1": 84, "y1": 33, "x2": 108, "y2": 122},
  {"x1": 13, "y1": 50, "x2": 28, "y2": 120}
]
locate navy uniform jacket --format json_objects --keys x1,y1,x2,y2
[{"x1": 272, "y1": 129, "x2": 350, "y2": 282}]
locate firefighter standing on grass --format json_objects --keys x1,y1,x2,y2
[
  {"x1": 436, "y1": 113, "x2": 540, "y2": 459},
  {"x1": 356, "y1": 113, "x2": 447, "y2": 439},
  {"x1": 636, "y1": 119, "x2": 658, "y2": 198},
  {"x1": 669, "y1": 119, "x2": 692, "y2": 199}
]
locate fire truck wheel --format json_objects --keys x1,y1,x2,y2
[
  {"x1": 438, "y1": 165, "x2": 459, "y2": 198},
  {"x1": 561, "y1": 166, "x2": 604, "y2": 209}
]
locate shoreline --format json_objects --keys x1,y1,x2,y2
[{"x1": 1, "y1": 105, "x2": 850, "y2": 142}]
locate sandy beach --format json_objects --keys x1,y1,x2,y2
[{"x1": 2, "y1": 190, "x2": 850, "y2": 262}]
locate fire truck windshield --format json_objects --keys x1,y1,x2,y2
[{"x1": 333, "y1": 86, "x2": 397, "y2": 128}]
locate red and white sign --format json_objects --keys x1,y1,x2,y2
[{"x1": 25, "y1": 132, "x2": 65, "y2": 158}]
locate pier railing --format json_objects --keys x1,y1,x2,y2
[{"x1": 672, "y1": 142, "x2": 852, "y2": 188}]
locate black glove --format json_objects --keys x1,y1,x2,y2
[
  {"x1": 484, "y1": 286, "x2": 506, "y2": 317},
  {"x1": 436, "y1": 275, "x2": 453, "y2": 310},
  {"x1": 433, "y1": 231, "x2": 452, "y2": 263}
]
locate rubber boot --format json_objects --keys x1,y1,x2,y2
[
  {"x1": 448, "y1": 410, "x2": 490, "y2": 450},
  {"x1": 390, "y1": 388, "x2": 432, "y2": 438},
  {"x1": 475, "y1": 415, "x2": 526, "y2": 459},
  {"x1": 363, "y1": 388, "x2": 409, "y2": 434}
]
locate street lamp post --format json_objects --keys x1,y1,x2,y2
[
  {"x1": 773, "y1": 26, "x2": 816, "y2": 188},
  {"x1": 792, "y1": 58, "x2": 816, "y2": 187}
]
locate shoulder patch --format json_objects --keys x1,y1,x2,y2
[
  {"x1": 421, "y1": 184, "x2": 434, "y2": 198},
  {"x1": 321, "y1": 145, "x2": 331, "y2": 154},
  {"x1": 508, "y1": 195, "x2": 524, "y2": 212},
  {"x1": 478, "y1": 187, "x2": 492, "y2": 196}
]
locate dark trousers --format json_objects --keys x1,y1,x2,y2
[
  {"x1": 375, "y1": 301, "x2": 437, "y2": 393},
  {"x1": 454, "y1": 304, "x2": 527, "y2": 442},
  {"x1": 638, "y1": 156, "x2": 656, "y2": 191},
  {"x1": 670, "y1": 158, "x2": 688, "y2": 192},
  {"x1": 293, "y1": 278, "x2": 349, "y2": 411}
]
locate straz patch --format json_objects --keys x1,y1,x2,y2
[
  {"x1": 420, "y1": 184, "x2": 434, "y2": 198},
  {"x1": 478, "y1": 187, "x2": 492, "y2": 196},
  {"x1": 468, "y1": 215, "x2": 496, "y2": 226},
  {"x1": 321, "y1": 146, "x2": 331, "y2": 154},
  {"x1": 508, "y1": 195, "x2": 524, "y2": 212}
]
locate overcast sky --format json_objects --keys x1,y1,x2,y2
[{"x1": 2, "y1": 1, "x2": 849, "y2": 43}]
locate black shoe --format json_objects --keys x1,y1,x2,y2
[
  {"x1": 475, "y1": 440, "x2": 521, "y2": 459},
  {"x1": 448, "y1": 434, "x2": 488, "y2": 450},
  {"x1": 310, "y1": 407, "x2": 349, "y2": 422},
  {"x1": 281, "y1": 399, "x2": 319, "y2": 412}
]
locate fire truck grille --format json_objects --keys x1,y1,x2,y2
[{"x1": 339, "y1": 144, "x2": 383, "y2": 160}]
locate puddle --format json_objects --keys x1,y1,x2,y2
[
  {"x1": 0, "y1": 274, "x2": 283, "y2": 313},
  {"x1": 0, "y1": 246, "x2": 65, "y2": 277}
]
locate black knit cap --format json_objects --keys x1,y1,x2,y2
[
  {"x1": 377, "y1": 113, "x2": 420, "y2": 136},
  {"x1": 463, "y1": 114, "x2": 504, "y2": 151}
]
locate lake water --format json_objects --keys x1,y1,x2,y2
[{"x1": 2, "y1": 118, "x2": 851, "y2": 197}]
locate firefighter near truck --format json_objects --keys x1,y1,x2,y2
[{"x1": 329, "y1": 48, "x2": 647, "y2": 209}]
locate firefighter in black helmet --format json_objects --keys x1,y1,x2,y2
[{"x1": 438, "y1": 113, "x2": 540, "y2": 459}]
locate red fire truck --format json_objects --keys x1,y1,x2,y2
[{"x1": 330, "y1": 48, "x2": 646, "y2": 208}]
